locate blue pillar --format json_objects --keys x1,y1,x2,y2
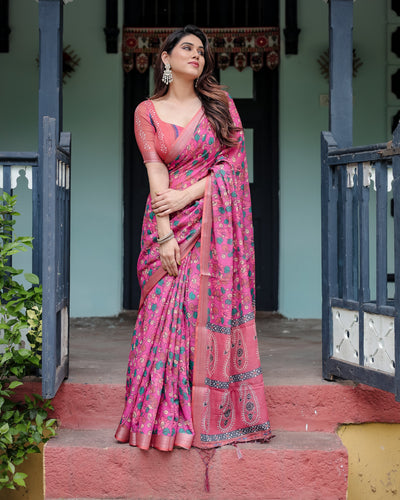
[
  {"x1": 329, "y1": 0, "x2": 353, "y2": 148},
  {"x1": 35, "y1": 0, "x2": 63, "y2": 279}
]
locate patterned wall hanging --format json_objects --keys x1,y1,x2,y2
[{"x1": 122, "y1": 27, "x2": 280, "y2": 73}]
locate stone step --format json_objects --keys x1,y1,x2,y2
[
  {"x1": 44, "y1": 428, "x2": 347, "y2": 500},
  {"x1": 19, "y1": 380, "x2": 400, "y2": 433},
  {"x1": 17, "y1": 380, "x2": 400, "y2": 434}
]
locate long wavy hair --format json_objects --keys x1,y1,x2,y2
[{"x1": 152, "y1": 25, "x2": 240, "y2": 148}]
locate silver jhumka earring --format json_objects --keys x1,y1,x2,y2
[{"x1": 162, "y1": 63, "x2": 173, "y2": 85}]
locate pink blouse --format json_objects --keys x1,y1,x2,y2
[{"x1": 134, "y1": 100, "x2": 183, "y2": 164}]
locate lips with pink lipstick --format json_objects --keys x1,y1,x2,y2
[{"x1": 189, "y1": 61, "x2": 199, "y2": 68}]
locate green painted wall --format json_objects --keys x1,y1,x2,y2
[
  {"x1": 279, "y1": 0, "x2": 387, "y2": 318},
  {"x1": 0, "y1": 0, "x2": 39, "y2": 289},
  {"x1": 0, "y1": 0, "x2": 123, "y2": 317},
  {"x1": 0, "y1": 0, "x2": 388, "y2": 319},
  {"x1": 63, "y1": 0, "x2": 123, "y2": 317}
]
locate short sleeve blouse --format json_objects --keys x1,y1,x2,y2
[{"x1": 134, "y1": 100, "x2": 183, "y2": 164}]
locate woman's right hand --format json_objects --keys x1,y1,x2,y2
[{"x1": 159, "y1": 237, "x2": 181, "y2": 277}]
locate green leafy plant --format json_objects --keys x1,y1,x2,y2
[
  {"x1": 0, "y1": 192, "x2": 56, "y2": 490},
  {"x1": 26, "y1": 306, "x2": 42, "y2": 365}
]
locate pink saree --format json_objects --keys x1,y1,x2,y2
[{"x1": 115, "y1": 95, "x2": 271, "y2": 450}]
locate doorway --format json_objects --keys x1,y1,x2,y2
[{"x1": 123, "y1": 0, "x2": 279, "y2": 311}]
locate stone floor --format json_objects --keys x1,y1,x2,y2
[{"x1": 69, "y1": 312, "x2": 328, "y2": 386}]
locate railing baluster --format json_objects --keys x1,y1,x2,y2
[
  {"x1": 32, "y1": 166, "x2": 41, "y2": 278},
  {"x1": 322, "y1": 131, "x2": 339, "y2": 378},
  {"x1": 375, "y1": 161, "x2": 388, "y2": 308},
  {"x1": 59, "y1": 132, "x2": 71, "y2": 382},
  {"x1": 66, "y1": 164, "x2": 71, "y2": 306},
  {"x1": 343, "y1": 165, "x2": 355, "y2": 300},
  {"x1": 351, "y1": 164, "x2": 360, "y2": 361},
  {"x1": 330, "y1": 166, "x2": 339, "y2": 298},
  {"x1": 2, "y1": 166, "x2": 12, "y2": 267},
  {"x1": 337, "y1": 167, "x2": 345, "y2": 298},
  {"x1": 3, "y1": 165, "x2": 11, "y2": 196},
  {"x1": 56, "y1": 160, "x2": 61, "y2": 305},
  {"x1": 358, "y1": 161, "x2": 371, "y2": 367},
  {"x1": 352, "y1": 170, "x2": 359, "y2": 300},
  {"x1": 359, "y1": 162, "x2": 370, "y2": 303},
  {"x1": 56, "y1": 309, "x2": 61, "y2": 366}
]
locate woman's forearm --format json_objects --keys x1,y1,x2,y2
[
  {"x1": 184, "y1": 175, "x2": 208, "y2": 204},
  {"x1": 150, "y1": 172, "x2": 209, "y2": 218},
  {"x1": 145, "y1": 162, "x2": 171, "y2": 238}
]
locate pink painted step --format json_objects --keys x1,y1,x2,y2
[
  {"x1": 18, "y1": 383, "x2": 400, "y2": 432},
  {"x1": 44, "y1": 428, "x2": 347, "y2": 500},
  {"x1": 19, "y1": 381, "x2": 400, "y2": 433}
]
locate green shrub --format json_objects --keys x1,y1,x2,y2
[{"x1": 0, "y1": 192, "x2": 56, "y2": 490}]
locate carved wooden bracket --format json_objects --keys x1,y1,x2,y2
[
  {"x1": 284, "y1": 0, "x2": 300, "y2": 55},
  {"x1": 104, "y1": 0, "x2": 119, "y2": 53},
  {"x1": 0, "y1": 0, "x2": 10, "y2": 53}
]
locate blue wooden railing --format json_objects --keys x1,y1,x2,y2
[
  {"x1": 41, "y1": 117, "x2": 71, "y2": 398},
  {"x1": 321, "y1": 125, "x2": 400, "y2": 399},
  {"x1": 0, "y1": 116, "x2": 71, "y2": 398}
]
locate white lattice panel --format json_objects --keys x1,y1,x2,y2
[
  {"x1": 0, "y1": 166, "x2": 33, "y2": 190},
  {"x1": 364, "y1": 313, "x2": 395, "y2": 374},
  {"x1": 332, "y1": 307, "x2": 359, "y2": 363}
]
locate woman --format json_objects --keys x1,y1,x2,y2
[{"x1": 115, "y1": 25, "x2": 272, "y2": 451}]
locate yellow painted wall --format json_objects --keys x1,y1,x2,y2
[
  {"x1": 338, "y1": 423, "x2": 400, "y2": 499},
  {"x1": 0, "y1": 444, "x2": 43, "y2": 500}
]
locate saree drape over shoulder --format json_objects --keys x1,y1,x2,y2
[{"x1": 115, "y1": 95, "x2": 272, "y2": 450}]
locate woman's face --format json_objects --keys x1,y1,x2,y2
[{"x1": 162, "y1": 34, "x2": 205, "y2": 81}]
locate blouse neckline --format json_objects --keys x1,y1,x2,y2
[{"x1": 148, "y1": 99, "x2": 202, "y2": 130}]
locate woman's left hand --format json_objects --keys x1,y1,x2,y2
[{"x1": 152, "y1": 188, "x2": 189, "y2": 216}]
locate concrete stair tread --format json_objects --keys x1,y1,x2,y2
[
  {"x1": 68, "y1": 316, "x2": 326, "y2": 386},
  {"x1": 19, "y1": 380, "x2": 400, "y2": 433},
  {"x1": 44, "y1": 428, "x2": 347, "y2": 499},
  {"x1": 46, "y1": 427, "x2": 344, "y2": 451}
]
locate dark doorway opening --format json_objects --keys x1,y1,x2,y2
[{"x1": 123, "y1": 0, "x2": 279, "y2": 311}]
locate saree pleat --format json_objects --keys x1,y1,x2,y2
[
  {"x1": 116, "y1": 243, "x2": 201, "y2": 451},
  {"x1": 116, "y1": 94, "x2": 271, "y2": 450}
]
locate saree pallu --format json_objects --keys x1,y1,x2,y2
[{"x1": 115, "y1": 96, "x2": 272, "y2": 450}]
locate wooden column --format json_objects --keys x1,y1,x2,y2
[
  {"x1": 35, "y1": 0, "x2": 63, "y2": 279},
  {"x1": 323, "y1": 0, "x2": 353, "y2": 381},
  {"x1": 0, "y1": 0, "x2": 10, "y2": 52},
  {"x1": 104, "y1": 0, "x2": 119, "y2": 53},
  {"x1": 284, "y1": 0, "x2": 300, "y2": 54},
  {"x1": 329, "y1": 0, "x2": 353, "y2": 148}
]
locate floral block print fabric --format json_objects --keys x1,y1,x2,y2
[{"x1": 115, "y1": 94, "x2": 271, "y2": 450}]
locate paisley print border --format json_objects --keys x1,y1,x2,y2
[
  {"x1": 204, "y1": 367, "x2": 263, "y2": 389},
  {"x1": 200, "y1": 422, "x2": 271, "y2": 443}
]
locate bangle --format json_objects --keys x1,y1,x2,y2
[
  {"x1": 157, "y1": 230, "x2": 174, "y2": 244},
  {"x1": 158, "y1": 233, "x2": 174, "y2": 245}
]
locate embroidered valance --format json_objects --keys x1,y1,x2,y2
[{"x1": 122, "y1": 27, "x2": 280, "y2": 73}]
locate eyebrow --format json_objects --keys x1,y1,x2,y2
[{"x1": 180, "y1": 41, "x2": 204, "y2": 49}]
